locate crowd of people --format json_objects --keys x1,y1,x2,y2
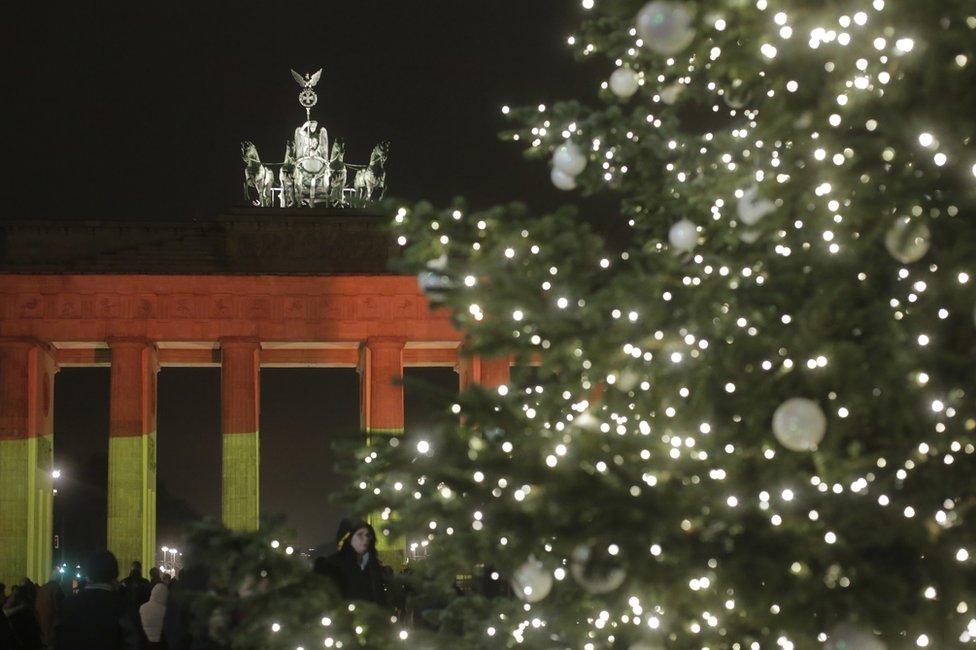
[
  {"x1": 0, "y1": 519, "x2": 394, "y2": 649},
  {"x1": 0, "y1": 552, "x2": 218, "y2": 650}
]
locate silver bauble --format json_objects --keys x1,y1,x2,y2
[
  {"x1": 570, "y1": 544, "x2": 626, "y2": 594},
  {"x1": 824, "y1": 623, "x2": 886, "y2": 650},
  {"x1": 574, "y1": 411, "x2": 600, "y2": 431},
  {"x1": 553, "y1": 142, "x2": 587, "y2": 176},
  {"x1": 511, "y1": 558, "x2": 553, "y2": 603},
  {"x1": 737, "y1": 185, "x2": 776, "y2": 226},
  {"x1": 772, "y1": 397, "x2": 827, "y2": 452},
  {"x1": 617, "y1": 369, "x2": 641, "y2": 391},
  {"x1": 637, "y1": 1, "x2": 695, "y2": 55},
  {"x1": 609, "y1": 66, "x2": 640, "y2": 98},
  {"x1": 884, "y1": 216, "x2": 931, "y2": 264},
  {"x1": 668, "y1": 218, "x2": 698, "y2": 252},
  {"x1": 740, "y1": 229, "x2": 761, "y2": 244},
  {"x1": 659, "y1": 83, "x2": 684, "y2": 104},
  {"x1": 551, "y1": 167, "x2": 578, "y2": 191}
]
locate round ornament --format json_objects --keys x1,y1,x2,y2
[
  {"x1": 824, "y1": 624, "x2": 886, "y2": 650},
  {"x1": 659, "y1": 83, "x2": 684, "y2": 105},
  {"x1": 737, "y1": 185, "x2": 776, "y2": 226},
  {"x1": 570, "y1": 544, "x2": 626, "y2": 594},
  {"x1": 723, "y1": 84, "x2": 749, "y2": 109},
  {"x1": 551, "y1": 167, "x2": 578, "y2": 191},
  {"x1": 884, "y1": 217, "x2": 931, "y2": 264},
  {"x1": 668, "y1": 218, "x2": 698, "y2": 252},
  {"x1": 772, "y1": 397, "x2": 826, "y2": 452},
  {"x1": 617, "y1": 369, "x2": 641, "y2": 391},
  {"x1": 609, "y1": 66, "x2": 640, "y2": 98},
  {"x1": 511, "y1": 558, "x2": 553, "y2": 602},
  {"x1": 637, "y1": 1, "x2": 696, "y2": 56},
  {"x1": 739, "y1": 229, "x2": 761, "y2": 244},
  {"x1": 574, "y1": 411, "x2": 600, "y2": 431},
  {"x1": 553, "y1": 142, "x2": 587, "y2": 176}
]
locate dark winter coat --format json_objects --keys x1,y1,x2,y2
[
  {"x1": 120, "y1": 574, "x2": 151, "y2": 616},
  {"x1": 35, "y1": 579, "x2": 65, "y2": 648},
  {"x1": 0, "y1": 608, "x2": 18, "y2": 649},
  {"x1": 117, "y1": 573, "x2": 150, "y2": 649},
  {"x1": 4, "y1": 600, "x2": 43, "y2": 650},
  {"x1": 317, "y1": 547, "x2": 391, "y2": 607},
  {"x1": 55, "y1": 584, "x2": 125, "y2": 650}
]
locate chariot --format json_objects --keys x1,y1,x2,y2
[{"x1": 242, "y1": 69, "x2": 388, "y2": 209}]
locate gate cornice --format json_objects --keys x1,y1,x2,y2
[{"x1": 0, "y1": 274, "x2": 460, "y2": 344}]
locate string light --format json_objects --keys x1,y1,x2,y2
[{"x1": 373, "y1": 1, "x2": 976, "y2": 647}]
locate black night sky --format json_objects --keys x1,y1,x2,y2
[{"x1": 10, "y1": 1, "x2": 606, "y2": 562}]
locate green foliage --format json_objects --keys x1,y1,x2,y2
[
  {"x1": 180, "y1": 519, "x2": 412, "y2": 649},
  {"x1": 200, "y1": 1, "x2": 976, "y2": 648},
  {"x1": 372, "y1": 1, "x2": 976, "y2": 646}
]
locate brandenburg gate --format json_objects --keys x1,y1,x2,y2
[{"x1": 0, "y1": 211, "x2": 510, "y2": 585}]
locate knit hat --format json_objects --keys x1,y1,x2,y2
[
  {"x1": 86, "y1": 550, "x2": 119, "y2": 584},
  {"x1": 335, "y1": 518, "x2": 374, "y2": 550}
]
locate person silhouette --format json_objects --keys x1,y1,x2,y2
[{"x1": 314, "y1": 519, "x2": 391, "y2": 607}]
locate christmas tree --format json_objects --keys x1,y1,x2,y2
[
  {"x1": 196, "y1": 1, "x2": 976, "y2": 648},
  {"x1": 382, "y1": 0, "x2": 976, "y2": 646}
]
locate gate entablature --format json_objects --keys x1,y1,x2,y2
[{"x1": 0, "y1": 211, "x2": 515, "y2": 584}]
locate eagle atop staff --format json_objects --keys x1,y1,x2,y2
[
  {"x1": 292, "y1": 68, "x2": 323, "y2": 119},
  {"x1": 291, "y1": 68, "x2": 322, "y2": 89}
]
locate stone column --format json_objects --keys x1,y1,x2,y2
[
  {"x1": 457, "y1": 353, "x2": 511, "y2": 389},
  {"x1": 220, "y1": 339, "x2": 260, "y2": 532},
  {"x1": 456, "y1": 355, "x2": 480, "y2": 392},
  {"x1": 0, "y1": 340, "x2": 56, "y2": 586},
  {"x1": 358, "y1": 338, "x2": 406, "y2": 441},
  {"x1": 107, "y1": 339, "x2": 158, "y2": 571},
  {"x1": 479, "y1": 357, "x2": 512, "y2": 388},
  {"x1": 358, "y1": 337, "x2": 405, "y2": 561}
]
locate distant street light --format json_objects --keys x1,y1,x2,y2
[
  {"x1": 52, "y1": 469, "x2": 64, "y2": 564},
  {"x1": 159, "y1": 546, "x2": 179, "y2": 576}
]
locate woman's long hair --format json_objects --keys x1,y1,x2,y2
[{"x1": 335, "y1": 519, "x2": 381, "y2": 563}]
